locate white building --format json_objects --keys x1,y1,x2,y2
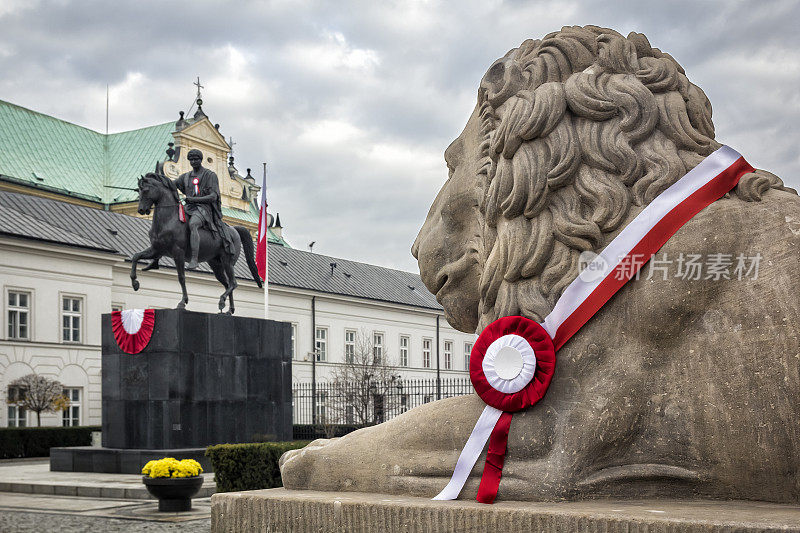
[{"x1": 0, "y1": 98, "x2": 475, "y2": 429}]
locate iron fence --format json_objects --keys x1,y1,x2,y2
[{"x1": 291, "y1": 378, "x2": 472, "y2": 431}]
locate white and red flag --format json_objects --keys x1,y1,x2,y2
[
  {"x1": 255, "y1": 165, "x2": 270, "y2": 320},
  {"x1": 255, "y1": 168, "x2": 268, "y2": 282}
]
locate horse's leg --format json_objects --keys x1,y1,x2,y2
[
  {"x1": 225, "y1": 230, "x2": 242, "y2": 315},
  {"x1": 222, "y1": 260, "x2": 238, "y2": 315},
  {"x1": 208, "y1": 259, "x2": 229, "y2": 312},
  {"x1": 130, "y1": 246, "x2": 158, "y2": 291},
  {"x1": 174, "y1": 250, "x2": 189, "y2": 309},
  {"x1": 142, "y1": 256, "x2": 161, "y2": 271}
]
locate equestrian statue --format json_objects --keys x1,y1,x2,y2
[{"x1": 130, "y1": 148, "x2": 262, "y2": 314}]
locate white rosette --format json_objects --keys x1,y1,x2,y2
[{"x1": 481, "y1": 334, "x2": 536, "y2": 394}]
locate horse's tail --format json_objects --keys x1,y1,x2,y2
[{"x1": 235, "y1": 226, "x2": 263, "y2": 288}]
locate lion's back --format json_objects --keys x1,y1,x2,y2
[
  {"x1": 543, "y1": 188, "x2": 800, "y2": 501},
  {"x1": 631, "y1": 188, "x2": 800, "y2": 500}
]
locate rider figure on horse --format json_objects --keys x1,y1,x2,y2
[
  {"x1": 131, "y1": 156, "x2": 262, "y2": 313},
  {"x1": 177, "y1": 148, "x2": 234, "y2": 269}
]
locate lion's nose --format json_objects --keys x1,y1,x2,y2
[{"x1": 411, "y1": 231, "x2": 422, "y2": 260}]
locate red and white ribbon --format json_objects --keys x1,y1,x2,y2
[
  {"x1": 111, "y1": 309, "x2": 155, "y2": 354},
  {"x1": 192, "y1": 177, "x2": 200, "y2": 195},
  {"x1": 434, "y1": 145, "x2": 754, "y2": 503}
]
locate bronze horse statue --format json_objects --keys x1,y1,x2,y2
[{"x1": 130, "y1": 167, "x2": 262, "y2": 313}]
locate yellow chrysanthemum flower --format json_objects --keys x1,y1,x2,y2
[{"x1": 141, "y1": 457, "x2": 204, "y2": 478}]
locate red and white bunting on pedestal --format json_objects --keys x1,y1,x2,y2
[
  {"x1": 434, "y1": 145, "x2": 755, "y2": 504},
  {"x1": 111, "y1": 309, "x2": 155, "y2": 354}
]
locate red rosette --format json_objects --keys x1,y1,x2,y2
[
  {"x1": 469, "y1": 316, "x2": 555, "y2": 412},
  {"x1": 111, "y1": 309, "x2": 155, "y2": 354}
]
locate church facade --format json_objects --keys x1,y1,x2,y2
[{"x1": 0, "y1": 97, "x2": 475, "y2": 429}]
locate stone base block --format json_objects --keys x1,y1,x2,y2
[
  {"x1": 101, "y1": 309, "x2": 292, "y2": 450},
  {"x1": 50, "y1": 446, "x2": 212, "y2": 474},
  {"x1": 211, "y1": 488, "x2": 800, "y2": 533}
]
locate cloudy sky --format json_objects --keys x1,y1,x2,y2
[{"x1": 1, "y1": 0, "x2": 798, "y2": 272}]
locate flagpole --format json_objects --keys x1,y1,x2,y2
[{"x1": 268, "y1": 163, "x2": 269, "y2": 320}]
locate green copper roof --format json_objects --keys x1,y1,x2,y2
[
  {"x1": 266, "y1": 228, "x2": 289, "y2": 247},
  {"x1": 222, "y1": 204, "x2": 258, "y2": 224},
  {"x1": 0, "y1": 99, "x2": 106, "y2": 201},
  {"x1": 221, "y1": 204, "x2": 291, "y2": 247},
  {"x1": 0, "y1": 98, "x2": 172, "y2": 203},
  {"x1": 105, "y1": 123, "x2": 177, "y2": 203},
  {"x1": 0, "y1": 98, "x2": 284, "y2": 243}
]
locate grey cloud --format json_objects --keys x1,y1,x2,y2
[{"x1": 1, "y1": 0, "x2": 797, "y2": 272}]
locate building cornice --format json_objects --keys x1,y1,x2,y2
[
  {"x1": 0, "y1": 178, "x2": 103, "y2": 207},
  {"x1": 0, "y1": 236, "x2": 122, "y2": 263},
  {"x1": 0, "y1": 339, "x2": 101, "y2": 350},
  {"x1": 266, "y1": 284, "x2": 445, "y2": 317}
]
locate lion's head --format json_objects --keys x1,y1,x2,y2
[{"x1": 413, "y1": 25, "x2": 789, "y2": 333}]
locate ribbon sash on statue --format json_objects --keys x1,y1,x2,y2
[{"x1": 433, "y1": 145, "x2": 754, "y2": 503}]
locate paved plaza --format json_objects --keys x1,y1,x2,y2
[
  {"x1": 0, "y1": 458, "x2": 215, "y2": 499},
  {"x1": 0, "y1": 459, "x2": 213, "y2": 532}
]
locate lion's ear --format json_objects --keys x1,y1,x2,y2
[
  {"x1": 596, "y1": 34, "x2": 639, "y2": 74},
  {"x1": 626, "y1": 32, "x2": 655, "y2": 60},
  {"x1": 480, "y1": 58, "x2": 524, "y2": 108}
]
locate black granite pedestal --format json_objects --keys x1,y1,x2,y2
[{"x1": 51, "y1": 309, "x2": 292, "y2": 474}]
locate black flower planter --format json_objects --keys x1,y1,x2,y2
[{"x1": 142, "y1": 476, "x2": 203, "y2": 512}]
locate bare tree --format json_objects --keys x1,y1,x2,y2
[
  {"x1": 325, "y1": 329, "x2": 402, "y2": 429},
  {"x1": 7, "y1": 374, "x2": 69, "y2": 426}
]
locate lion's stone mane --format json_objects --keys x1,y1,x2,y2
[{"x1": 475, "y1": 25, "x2": 794, "y2": 330}]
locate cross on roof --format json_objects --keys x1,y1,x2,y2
[{"x1": 193, "y1": 77, "x2": 204, "y2": 99}]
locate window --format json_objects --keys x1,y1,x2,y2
[
  {"x1": 290, "y1": 323, "x2": 297, "y2": 359},
  {"x1": 344, "y1": 329, "x2": 356, "y2": 363},
  {"x1": 464, "y1": 342, "x2": 474, "y2": 370},
  {"x1": 7, "y1": 405, "x2": 26, "y2": 427},
  {"x1": 399, "y1": 335, "x2": 409, "y2": 367},
  {"x1": 7, "y1": 290, "x2": 30, "y2": 340},
  {"x1": 315, "y1": 327, "x2": 327, "y2": 362},
  {"x1": 373, "y1": 332, "x2": 384, "y2": 363},
  {"x1": 62, "y1": 388, "x2": 81, "y2": 427},
  {"x1": 62, "y1": 296, "x2": 82, "y2": 343},
  {"x1": 7, "y1": 386, "x2": 26, "y2": 427},
  {"x1": 444, "y1": 340, "x2": 453, "y2": 370},
  {"x1": 422, "y1": 338, "x2": 432, "y2": 368}
]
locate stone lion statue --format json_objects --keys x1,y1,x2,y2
[{"x1": 281, "y1": 25, "x2": 800, "y2": 503}]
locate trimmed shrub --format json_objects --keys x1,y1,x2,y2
[
  {"x1": 206, "y1": 441, "x2": 309, "y2": 493},
  {"x1": 0, "y1": 425, "x2": 100, "y2": 459}
]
